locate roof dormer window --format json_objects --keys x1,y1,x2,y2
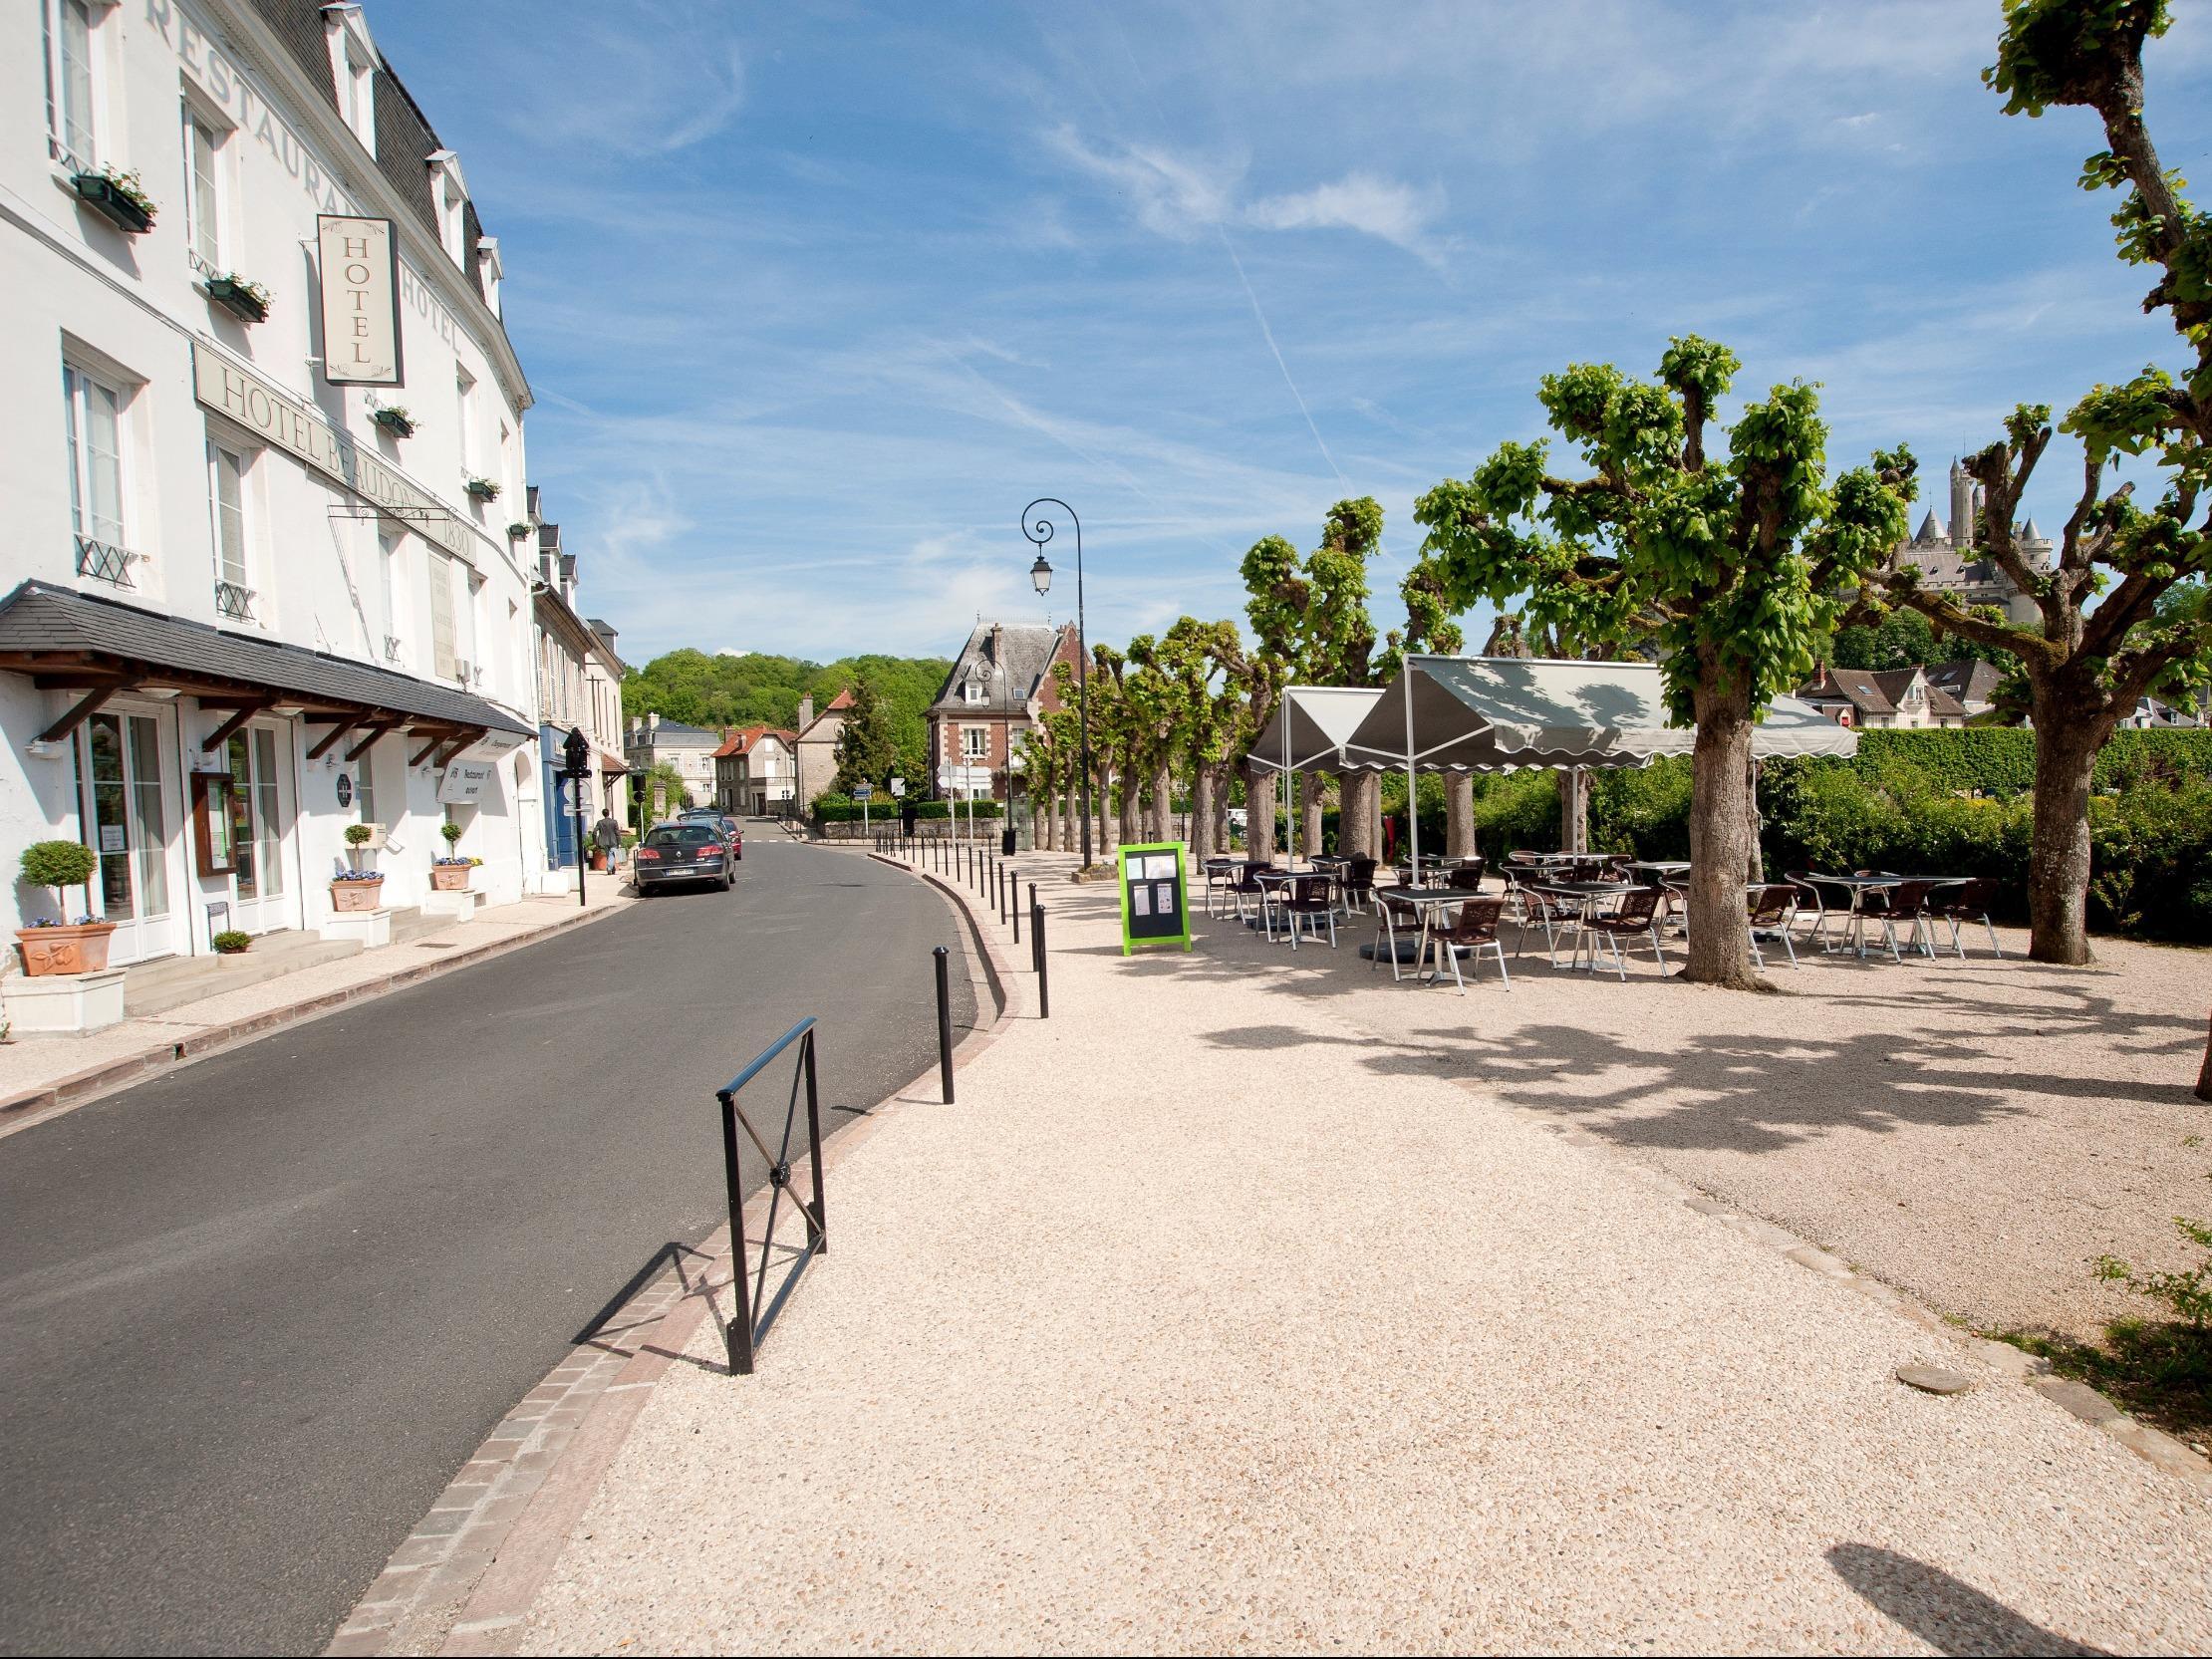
[
  {"x1": 427, "y1": 149, "x2": 469, "y2": 268},
  {"x1": 322, "y1": 4, "x2": 379, "y2": 155},
  {"x1": 475, "y1": 236, "x2": 502, "y2": 317},
  {"x1": 963, "y1": 679, "x2": 984, "y2": 704}
]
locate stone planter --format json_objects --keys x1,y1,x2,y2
[
  {"x1": 329, "y1": 878, "x2": 386, "y2": 914},
  {"x1": 430, "y1": 864, "x2": 473, "y2": 892},
  {"x1": 14, "y1": 921, "x2": 118, "y2": 976}
]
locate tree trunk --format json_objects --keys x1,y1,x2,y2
[
  {"x1": 1191, "y1": 765, "x2": 1218, "y2": 857},
  {"x1": 2027, "y1": 708, "x2": 2100, "y2": 967},
  {"x1": 1339, "y1": 771, "x2": 1378, "y2": 859},
  {"x1": 1300, "y1": 773, "x2": 1324, "y2": 856},
  {"x1": 1685, "y1": 680, "x2": 1768, "y2": 990},
  {"x1": 1245, "y1": 760, "x2": 1276, "y2": 861},
  {"x1": 1098, "y1": 768, "x2": 1115, "y2": 854},
  {"x1": 1213, "y1": 767, "x2": 1233, "y2": 855},
  {"x1": 1746, "y1": 761, "x2": 1766, "y2": 884},
  {"x1": 1149, "y1": 761, "x2": 1172, "y2": 842},
  {"x1": 1557, "y1": 768, "x2": 1588, "y2": 854},
  {"x1": 2197, "y1": 1011, "x2": 2212, "y2": 1102},
  {"x1": 1445, "y1": 774, "x2": 1477, "y2": 857},
  {"x1": 1061, "y1": 787, "x2": 1076, "y2": 857},
  {"x1": 1118, "y1": 759, "x2": 1141, "y2": 845}
]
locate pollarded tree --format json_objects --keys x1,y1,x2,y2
[
  {"x1": 1122, "y1": 634, "x2": 1184, "y2": 841},
  {"x1": 1304, "y1": 498, "x2": 1386, "y2": 857},
  {"x1": 1378, "y1": 548, "x2": 1468, "y2": 855},
  {"x1": 1867, "y1": 0, "x2": 2212, "y2": 966},
  {"x1": 1416, "y1": 336, "x2": 1912, "y2": 989},
  {"x1": 1155, "y1": 617, "x2": 1247, "y2": 857},
  {"x1": 1239, "y1": 533, "x2": 1306, "y2": 856}
]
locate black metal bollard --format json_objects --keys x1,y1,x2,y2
[
  {"x1": 1011, "y1": 872, "x2": 1020, "y2": 944},
  {"x1": 1032, "y1": 903, "x2": 1049, "y2": 1019},
  {"x1": 933, "y1": 946, "x2": 954, "y2": 1104}
]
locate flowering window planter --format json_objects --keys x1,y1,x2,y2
[
  {"x1": 371, "y1": 407, "x2": 415, "y2": 438},
  {"x1": 465, "y1": 477, "x2": 501, "y2": 502},
  {"x1": 72, "y1": 169, "x2": 155, "y2": 235},
  {"x1": 204, "y1": 275, "x2": 270, "y2": 325}
]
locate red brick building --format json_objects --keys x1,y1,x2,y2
[{"x1": 924, "y1": 622, "x2": 1081, "y2": 800}]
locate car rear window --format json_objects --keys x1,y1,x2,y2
[{"x1": 646, "y1": 826, "x2": 720, "y2": 847}]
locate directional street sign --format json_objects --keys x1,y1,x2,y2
[{"x1": 853, "y1": 781, "x2": 873, "y2": 801}]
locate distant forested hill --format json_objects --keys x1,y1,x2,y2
[{"x1": 620, "y1": 649, "x2": 951, "y2": 777}]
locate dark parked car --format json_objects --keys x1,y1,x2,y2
[{"x1": 633, "y1": 820, "x2": 734, "y2": 895}]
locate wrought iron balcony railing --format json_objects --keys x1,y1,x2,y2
[
  {"x1": 214, "y1": 579, "x2": 256, "y2": 621},
  {"x1": 75, "y1": 535, "x2": 136, "y2": 587}
]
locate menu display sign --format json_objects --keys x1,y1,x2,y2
[{"x1": 1117, "y1": 841, "x2": 1192, "y2": 956}]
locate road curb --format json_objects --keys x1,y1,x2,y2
[
  {"x1": 1, "y1": 901, "x2": 629, "y2": 1137},
  {"x1": 328, "y1": 847, "x2": 1030, "y2": 1656}
]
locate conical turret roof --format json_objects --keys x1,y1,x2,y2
[{"x1": 1915, "y1": 509, "x2": 1947, "y2": 544}]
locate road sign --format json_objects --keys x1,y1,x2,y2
[
  {"x1": 560, "y1": 778, "x2": 584, "y2": 813},
  {"x1": 852, "y1": 781, "x2": 873, "y2": 801},
  {"x1": 889, "y1": 778, "x2": 906, "y2": 798}
]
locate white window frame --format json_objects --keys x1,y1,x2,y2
[
  {"x1": 206, "y1": 436, "x2": 257, "y2": 621},
  {"x1": 962, "y1": 725, "x2": 989, "y2": 762},
  {"x1": 324, "y1": 4, "x2": 379, "y2": 155},
  {"x1": 63, "y1": 353, "x2": 132, "y2": 581},
  {"x1": 428, "y1": 150, "x2": 470, "y2": 268},
  {"x1": 44, "y1": 0, "x2": 111, "y2": 172},
  {"x1": 427, "y1": 551, "x2": 457, "y2": 682},
  {"x1": 180, "y1": 95, "x2": 233, "y2": 276},
  {"x1": 377, "y1": 526, "x2": 405, "y2": 664}
]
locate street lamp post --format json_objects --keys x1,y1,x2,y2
[
  {"x1": 562, "y1": 725, "x2": 590, "y2": 908},
  {"x1": 1021, "y1": 498, "x2": 1091, "y2": 868}
]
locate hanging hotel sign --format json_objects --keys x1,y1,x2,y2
[
  {"x1": 317, "y1": 215, "x2": 404, "y2": 386},
  {"x1": 192, "y1": 345, "x2": 473, "y2": 564}
]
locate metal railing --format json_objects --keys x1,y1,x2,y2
[
  {"x1": 214, "y1": 579, "x2": 256, "y2": 621},
  {"x1": 715, "y1": 1017, "x2": 827, "y2": 1376},
  {"x1": 75, "y1": 535, "x2": 136, "y2": 587}
]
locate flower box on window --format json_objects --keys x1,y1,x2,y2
[
  {"x1": 203, "y1": 273, "x2": 271, "y2": 325},
  {"x1": 371, "y1": 406, "x2": 415, "y2": 438},
  {"x1": 72, "y1": 167, "x2": 156, "y2": 234},
  {"x1": 465, "y1": 477, "x2": 501, "y2": 502},
  {"x1": 506, "y1": 521, "x2": 532, "y2": 540}
]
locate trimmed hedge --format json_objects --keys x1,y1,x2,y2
[{"x1": 811, "y1": 793, "x2": 999, "y2": 823}]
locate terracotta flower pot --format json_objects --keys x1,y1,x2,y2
[
  {"x1": 14, "y1": 921, "x2": 118, "y2": 976},
  {"x1": 431, "y1": 865, "x2": 473, "y2": 892},
  {"x1": 329, "y1": 878, "x2": 386, "y2": 914}
]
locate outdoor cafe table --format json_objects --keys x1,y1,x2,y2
[
  {"x1": 1629, "y1": 860, "x2": 1690, "y2": 879},
  {"x1": 1384, "y1": 887, "x2": 1472, "y2": 979},
  {"x1": 1797, "y1": 873, "x2": 1898, "y2": 959}
]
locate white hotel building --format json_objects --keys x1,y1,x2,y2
[{"x1": 0, "y1": 0, "x2": 557, "y2": 967}]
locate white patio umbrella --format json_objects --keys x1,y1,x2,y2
[
  {"x1": 1244, "y1": 686, "x2": 1385, "y2": 857},
  {"x1": 1341, "y1": 656, "x2": 1857, "y2": 881}
]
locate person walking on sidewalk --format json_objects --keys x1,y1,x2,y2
[{"x1": 592, "y1": 808, "x2": 623, "y2": 871}]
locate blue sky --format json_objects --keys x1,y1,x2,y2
[{"x1": 369, "y1": 0, "x2": 2212, "y2": 666}]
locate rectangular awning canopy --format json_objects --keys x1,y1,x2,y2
[
  {"x1": 1247, "y1": 686, "x2": 1385, "y2": 773},
  {"x1": 0, "y1": 580, "x2": 533, "y2": 752},
  {"x1": 1341, "y1": 656, "x2": 1858, "y2": 772}
]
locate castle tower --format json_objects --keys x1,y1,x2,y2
[{"x1": 1949, "y1": 458, "x2": 1974, "y2": 551}]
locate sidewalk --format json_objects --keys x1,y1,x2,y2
[
  {"x1": 501, "y1": 854, "x2": 2207, "y2": 1653},
  {"x1": 1, "y1": 883, "x2": 635, "y2": 1130}
]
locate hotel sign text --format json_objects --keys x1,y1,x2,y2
[
  {"x1": 192, "y1": 346, "x2": 473, "y2": 564},
  {"x1": 318, "y1": 215, "x2": 404, "y2": 386}
]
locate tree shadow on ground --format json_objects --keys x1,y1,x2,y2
[{"x1": 1824, "y1": 1543, "x2": 2106, "y2": 1656}]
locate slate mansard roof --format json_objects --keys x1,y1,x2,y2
[{"x1": 931, "y1": 624, "x2": 1071, "y2": 718}]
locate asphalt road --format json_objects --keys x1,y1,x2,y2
[{"x1": 0, "y1": 840, "x2": 975, "y2": 1656}]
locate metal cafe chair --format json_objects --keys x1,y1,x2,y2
[
  {"x1": 1371, "y1": 891, "x2": 1424, "y2": 982},
  {"x1": 1201, "y1": 856, "x2": 1238, "y2": 919},
  {"x1": 1745, "y1": 883, "x2": 1800, "y2": 969},
  {"x1": 1279, "y1": 873, "x2": 1338, "y2": 951},
  {"x1": 1582, "y1": 886, "x2": 1668, "y2": 979},
  {"x1": 1871, "y1": 879, "x2": 1940, "y2": 962},
  {"x1": 1930, "y1": 877, "x2": 2004, "y2": 959},
  {"x1": 1516, "y1": 885, "x2": 1581, "y2": 967},
  {"x1": 1785, "y1": 871, "x2": 1834, "y2": 952},
  {"x1": 1422, "y1": 895, "x2": 1511, "y2": 992}
]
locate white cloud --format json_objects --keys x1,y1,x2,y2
[
  {"x1": 1245, "y1": 172, "x2": 1446, "y2": 261},
  {"x1": 1042, "y1": 126, "x2": 1239, "y2": 239}
]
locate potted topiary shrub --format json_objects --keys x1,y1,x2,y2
[
  {"x1": 211, "y1": 931, "x2": 252, "y2": 955},
  {"x1": 331, "y1": 823, "x2": 385, "y2": 912},
  {"x1": 14, "y1": 841, "x2": 115, "y2": 975},
  {"x1": 431, "y1": 821, "x2": 472, "y2": 891}
]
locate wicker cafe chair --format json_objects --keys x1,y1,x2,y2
[
  {"x1": 1581, "y1": 886, "x2": 1667, "y2": 979},
  {"x1": 1872, "y1": 879, "x2": 1940, "y2": 962},
  {"x1": 1230, "y1": 861, "x2": 1274, "y2": 927},
  {"x1": 1785, "y1": 871, "x2": 1833, "y2": 951},
  {"x1": 1515, "y1": 885, "x2": 1581, "y2": 966},
  {"x1": 1201, "y1": 857, "x2": 1238, "y2": 918},
  {"x1": 1371, "y1": 892, "x2": 1424, "y2": 981},
  {"x1": 1422, "y1": 895, "x2": 1511, "y2": 992},
  {"x1": 1279, "y1": 873, "x2": 1338, "y2": 951},
  {"x1": 1929, "y1": 877, "x2": 2004, "y2": 959},
  {"x1": 1341, "y1": 857, "x2": 1379, "y2": 914},
  {"x1": 1745, "y1": 883, "x2": 1800, "y2": 969}
]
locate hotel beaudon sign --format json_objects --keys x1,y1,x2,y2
[{"x1": 192, "y1": 346, "x2": 474, "y2": 563}]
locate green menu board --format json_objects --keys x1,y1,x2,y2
[{"x1": 1117, "y1": 841, "x2": 1192, "y2": 956}]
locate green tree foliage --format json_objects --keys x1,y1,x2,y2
[
  {"x1": 832, "y1": 677, "x2": 899, "y2": 794},
  {"x1": 1872, "y1": 0, "x2": 2212, "y2": 966},
  {"x1": 621, "y1": 649, "x2": 949, "y2": 783},
  {"x1": 1415, "y1": 336, "x2": 1912, "y2": 986}
]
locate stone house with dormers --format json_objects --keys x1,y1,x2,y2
[
  {"x1": 1797, "y1": 664, "x2": 1970, "y2": 729},
  {"x1": 711, "y1": 725, "x2": 796, "y2": 816},
  {"x1": 925, "y1": 622, "x2": 1082, "y2": 801}
]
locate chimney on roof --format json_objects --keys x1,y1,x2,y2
[
  {"x1": 647, "y1": 710, "x2": 661, "y2": 731},
  {"x1": 989, "y1": 622, "x2": 1003, "y2": 666},
  {"x1": 798, "y1": 694, "x2": 814, "y2": 730}
]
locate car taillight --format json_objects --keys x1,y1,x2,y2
[{"x1": 636, "y1": 848, "x2": 661, "y2": 860}]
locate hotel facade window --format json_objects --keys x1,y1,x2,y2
[
  {"x1": 207, "y1": 438, "x2": 253, "y2": 620},
  {"x1": 183, "y1": 106, "x2": 224, "y2": 271},
  {"x1": 45, "y1": 0, "x2": 101, "y2": 168},
  {"x1": 63, "y1": 357, "x2": 130, "y2": 584}
]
